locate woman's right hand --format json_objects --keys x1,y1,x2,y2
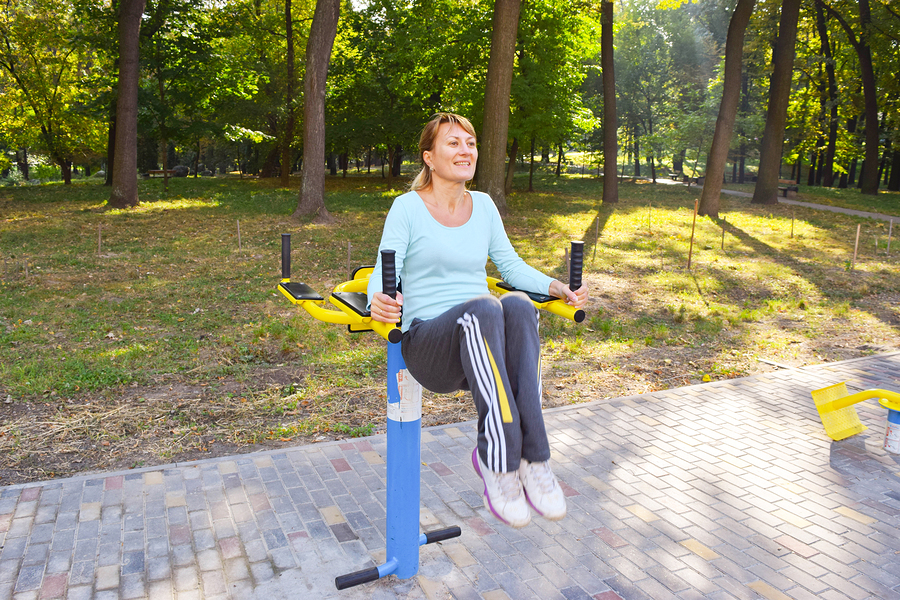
[{"x1": 370, "y1": 291, "x2": 403, "y2": 324}]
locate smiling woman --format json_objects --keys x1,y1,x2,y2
[{"x1": 366, "y1": 112, "x2": 589, "y2": 529}]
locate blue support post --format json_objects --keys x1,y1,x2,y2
[
  {"x1": 334, "y1": 250, "x2": 460, "y2": 591},
  {"x1": 384, "y1": 340, "x2": 422, "y2": 579}
]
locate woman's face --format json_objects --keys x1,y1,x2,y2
[{"x1": 424, "y1": 122, "x2": 478, "y2": 184}]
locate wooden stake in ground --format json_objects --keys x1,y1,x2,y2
[
  {"x1": 688, "y1": 199, "x2": 698, "y2": 270},
  {"x1": 851, "y1": 223, "x2": 861, "y2": 270},
  {"x1": 98, "y1": 224, "x2": 102, "y2": 255},
  {"x1": 237, "y1": 220, "x2": 242, "y2": 250},
  {"x1": 889, "y1": 219, "x2": 893, "y2": 255}
]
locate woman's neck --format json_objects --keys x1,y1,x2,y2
[{"x1": 424, "y1": 179, "x2": 468, "y2": 212}]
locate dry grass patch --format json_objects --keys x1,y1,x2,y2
[{"x1": 1, "y1": 173, "x2": 898, "y2": 484}]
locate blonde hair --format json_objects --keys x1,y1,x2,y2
[{"x1": 409, "y1": 113, "x2": 477, "y2": 191}]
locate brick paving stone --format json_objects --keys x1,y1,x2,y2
[{"x1": 0, "y1": 353, "x2": 897, "y2": 599}]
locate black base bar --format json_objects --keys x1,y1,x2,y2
[
  {"x1": 335, "y1": 566, "x2": 380, "y2": 590},
  {"x1": 423, "y1": 526, "x2": 462, "y2": 545},
  {"x1": 334, "y1": 525, "x2": 461, "y2": 590}
]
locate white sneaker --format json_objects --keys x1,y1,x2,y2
[
  {"x1": 519, "y1": 459, "x2": 567, "y2": 521},
  {"x1": 472, "y1": 449, "x2": 531, "y2": 528}
]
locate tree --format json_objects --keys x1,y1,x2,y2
[
  {"x1": 817, "y1": 0, "x2": 880, "y2": 195},
  {"x1": 0, "y1": 0, "x2": 106, "y2": 184},
  {"x1": 293, "y1": 0, "x2": 339, "y2": 222},
  {"x1": 699, "y1": 0, "x2": 756, "y2": 217},
  {"x1": 508, "y1": 0, "x2": 597, "y2": 193},
  {"x1": 108, "y1": 0, "x2": 146, "y2": 207},
  {"x1": 600, "y1": 0, "x2": 617, "y2": 204},
  {"x1": 478, "y1": 0, "x2": 522, "y2": 214},
  {"x1": 752, "y1": 0, "x2": 801, "y2": 205},
  {"x1": 813, "y1": 0, "x2": 838, "y2": 187},
  {"x1": 280, "y1": 0, "x2": 297, "y2": 187}
]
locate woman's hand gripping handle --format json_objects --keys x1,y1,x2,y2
[
  {"x1": 549, "y1": 240, "x2": 589, "y2": 312},
  {"x1": 370, "y1": 249, "x2": 403, "y2": 343}
]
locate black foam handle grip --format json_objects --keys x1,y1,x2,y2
[
  {"x1": 281, "y1": 234, "x2": 291, "y2": 280},
  {"x1": 569, "y1": 240, "x2": 584, "y2": 292},
  {"x1": 424, "y1": 526, "x2": 462, "y2": 545},
  {"x1": 381, "y1": 249, "x2": 397, "y2": 299},
  {"x1": 335, "y1": 566, "x2": 380, "y2": 590}
]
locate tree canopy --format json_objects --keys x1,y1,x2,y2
[{"x1": 0, "y1": 0, "x2": 897, "y2": 199}]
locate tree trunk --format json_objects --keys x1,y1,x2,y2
[
  {"x1": 807, "y1": 151, "x2": 817, "y2": 186},
  {"x1": 477, "y1": 0, "x2": 521, "y2": 214},
  {"x1": 818, "y1": 0, "x2": 879, "y2": 194},
  {"x1": 815, "y1": 1, "x2": 838, "y2": 187},
  {"x1": 504, "y1": 137, "x2": 519, "y2": 195},
  {"x1": 855, "y1": 0, "x2": 879, "y2": 195},
  {"x1": 556, "y1": 143, "x2": 563, "y2": 177},
  {"x1": 889, "y1": 150, "x2": 900, "y2": 191},
  {"x1": 16, "y1": 148, "x2": 29, "y2": 180},
  {"x1": 528, "y1": 136, "x2": 535, "y2": 192},
  {"x1": 293, "y1": 0, "x2": 340, "y2": 222},
  {"x1": 280, "y1": 0, "x2": 295, "y2": 187},
  {"x1": 633, "y1": 129, "x2": 640, "y2": 177},
  {"x1": 392, "y1": 145, "x2": 402, "y2": 177},
  {"x1": 752, "y1": 0, "x2": 801, "y2": 205},
  {"x1": 601, "y1": 0, "x2": 618, "y2": 204},
  {"x1": 385, "y1": 147, "x2": 394, "y2": 184},
  {"x1": 105, "y1": 102, "x2": 115, "y2": 186},
  {"x1": 108, "y1": 0, "x2": 146, "y2": 208}
]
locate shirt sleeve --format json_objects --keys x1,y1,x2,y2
[
  {"x1": 367, "y1": 196, "x2": 411, "y2": 307},
  {"x1": 483, "y1": 194, "x2": 554, "y2": 296}
]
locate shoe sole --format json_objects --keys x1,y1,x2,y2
[
  {"x1": 523, "y1": 491, "x2": 566, "y2": 521},
  {"x1": 472, "y1": 449, "x2": 530, "y2": 528}
]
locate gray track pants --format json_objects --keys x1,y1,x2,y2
[{"x1": 401, "y1": 293, "x2": 550, "y2": 473}]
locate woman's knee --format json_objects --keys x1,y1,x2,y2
[
  {"x1": 463, "y1": 295, "x2": 503, "y2": 320},
  {"x1": 500, "y1": 292, "x2": 538, "y2": 323}
]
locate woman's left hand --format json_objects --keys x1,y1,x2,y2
[{"x1": 550, "y1": 280, "x2": 589, "y2": 309}]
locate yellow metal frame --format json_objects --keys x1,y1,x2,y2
[
  {"x1": 485, "y1": 277, "x2": 583, "y2": 322},
  {"x1": 811, "y1": 382, "x2": 900, "y2": 441},
  {"x1": 279, "y1": 272, "x2": 583, "y2": 342}
]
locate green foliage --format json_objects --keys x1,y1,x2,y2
[{"x1": 0, "y1": 0, "x2": 107, "y2": 173}]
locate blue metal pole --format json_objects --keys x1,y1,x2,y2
[{"x1": 384, "y1": 339, "x2": 422, "y2": 579}]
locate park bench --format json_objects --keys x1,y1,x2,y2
[
  {"x1": 778, "y1": 179, "x2": 799, "y2": 197},
  {"x1": 668, "y1": 171, "x2": 682, "y2": 181}
]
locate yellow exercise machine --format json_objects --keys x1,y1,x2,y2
[
  {"x1": 277, "y1": 235, "x2": 586, "y2": 589},
  {"x1": 277, "y1": 235, "x2": 586, "y2": 344},
  {"x1": 811, "y1": 382, "x2": 900, "y2": 452}
]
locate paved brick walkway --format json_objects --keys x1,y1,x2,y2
[{"x1": 1, "y1": 353, "x2": 899, "y2": 600}]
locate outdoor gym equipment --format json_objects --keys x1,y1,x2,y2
[
  {"x1": 811, "y1": 382, "x2": 900, "y2": 452},
  {"x1": 277, "y1": 234, "x2": 586, "y2": 590}
]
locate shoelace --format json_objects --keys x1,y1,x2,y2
[
  {"x1": 496, "y1": 471, "x2": 524, "y2": 500},
  {"x1": 526, "y1": 461, "x2": 557, "y2": 493}
]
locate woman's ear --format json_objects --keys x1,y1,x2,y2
[{"x1": 422, "y1": 151, "x2": 432, "y2": 169}]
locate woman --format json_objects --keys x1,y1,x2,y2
[{"x1": 368, "y1": 113, "x2": 588, "y2": 528}]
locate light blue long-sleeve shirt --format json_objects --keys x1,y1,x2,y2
[{"x1": 366, "y1": 190, "x2": 554, "y2": 332}]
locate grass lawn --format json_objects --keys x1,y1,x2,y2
[{"x1": 1, "y1": 170, "x2": 898, "y2": 484}]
